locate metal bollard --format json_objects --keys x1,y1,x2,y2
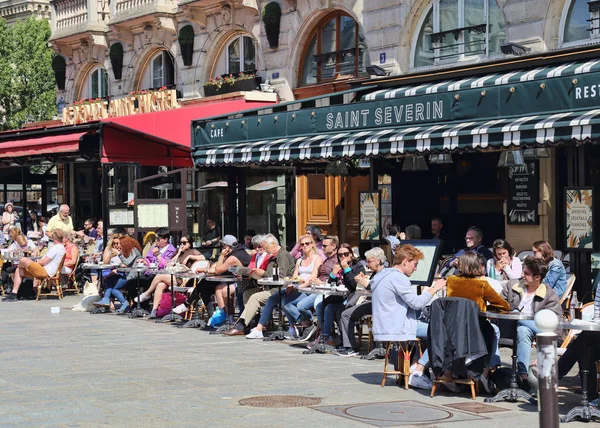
[{"x1": 535, "y1": 309, "x2": 560, "y2": 428}]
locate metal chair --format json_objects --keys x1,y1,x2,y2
[{"x1": 37, "y1": 254, "x2": 66, "y2": 300}]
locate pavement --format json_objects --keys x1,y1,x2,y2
[{"x1": 0, "y1": 295, "x2": 592, "y2": 427}]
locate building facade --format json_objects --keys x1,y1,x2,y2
[{"x1": 0, "y1": 0, "x2": 50, "y2": 25}]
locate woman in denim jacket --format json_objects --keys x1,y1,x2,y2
[{"x1": 532, "y1": 240, "x2": 567, "y2": 299}]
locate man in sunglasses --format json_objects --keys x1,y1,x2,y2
[{"x1": 441, "y1": 226, "x2": 493, "y2": 276}]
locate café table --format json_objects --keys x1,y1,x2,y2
[
  {"x1": 153, "y1": 267, "x2": 191, "y2": 324},
  {"x1": 298, "y1": 285, "x2": 347, "y2": 354},
  {"x1": 483, "y1": 311, "x2": 537, "y2": 405},
  {"x1": 118, "y1": 265, "x2": 158, "y2": 318},
  {"x1": 204, "y1": 275, "x2": 238, "y2": 334},
  {"x1": 558, "y1": 320, "x2": 600, "y2": 423},
  {"x1": 174, "y1": 271, "x2": 207, "y2": 328},
  {"x1": 257, "y1": 278, "x2": 302, "y2": 341},
  {"x1": 80, "y1": 262, "x2": 120, "y2": 314}
]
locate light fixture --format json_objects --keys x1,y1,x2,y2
[
  {"x1": 497, "y1": 150, "x2": 525, "y2": 167},
  {"x1": 523, "y1": 148, "x2": 549, "y2": 159},
  {"x1": 428, "y1": 154, "x2": 454, "y2": 164},
  {"x1": 401, "y1": 156, "x2": 428, "y2": 172},
  {"x1": 324, "y1": 160, "x2": 349, "y2": 177},
  {"x1": 195, "y1": 181, "x2": 228, "y2": 191},
  {"x1": 246, "y1": 180, "x2": 282, "y2": 191},
  {"x1": 366, "y1": 65, "x2": 390, "y2": 77},
  {"x1": 500, "y1": 42, "x2": 531, "y2": 56}
]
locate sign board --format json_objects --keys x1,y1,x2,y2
[
  {"x1": 109, "y1": 208, "x2": 134, "y2": 226},
  {"x1": 565, "y1": 187, "x2": 594, "y2": 250},
  {"x1": 507, "y1": 160, "x2": 539, "y2": 225},
  {"x1": 137, "y1": 204, "x2": 170, "y2": 228},
  {"x1": 359, "y1": 191, "x2": 381, "y2": 242},
  {"x1": 399, "y1": 239, "x2": 442, "y2": 286}
]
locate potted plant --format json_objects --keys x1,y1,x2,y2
[
  {"x1": 109, "y1": 43, "x2": 124, "y2": 80},
  {"x1": 262, "y1": 2, "x2": 281, "y2": 49},
  {"x1": 203, "y1": 73, "x2": 262, "y2": 96},
  {"x1": 178, "y1": 25, "x2": 195, "y2": 67},
  {"x1": 51, "y1": 55, "x2": 66, "y2": 90}
]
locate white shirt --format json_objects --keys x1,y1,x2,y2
[
  {"x1": 44, "y1": 243, "x2": 66, "y2": 277},
  {"x1": 519, "y1": 292, "x2": 535, "y2": 316},
  {"x1": 486, "y1": 257, "x2": 523, "y2": 280},
  {"x1": 8, "y1": 240, "x2": 36, "y2": 252}
]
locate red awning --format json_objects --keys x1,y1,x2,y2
[
  {"x1": 101, "y1": 98, "x2": 274, "y2": 166},
  {"x1": 0, "y1": 132, "x2": 88, "y2": 158}
]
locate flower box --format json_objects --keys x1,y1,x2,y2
[{"x1": 204, "y1": 76, "x2": 262, "y2": 97}]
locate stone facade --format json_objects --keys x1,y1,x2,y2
[{"x1": 0, "y1": 0, "x2": 50, "y2": 25}]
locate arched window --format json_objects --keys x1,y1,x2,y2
[
  {"x1": 562, "y1": 0, "x2": 600, "y2": 44},
  {"x1": 299, "y1": 11, "x2": 369, "y2": 86},
  {"x1": 412, "y1": 0, "x2": 506, "y2": 68},
  {"x1": 140, "y1": 50, "x2": 175, "y2": 90},
  {"x1": 87, "y1": 66, "x2": 108, "y2": 99},
  {"x1": 213, "y1": 35, "x2": 256, "y2": 76}
]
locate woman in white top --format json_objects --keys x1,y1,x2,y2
[
  {"x1": 486, "y1": 239, "x2": 522, "y2": 280},
  {"x1": 8, "y1": 234, "x2": 37, "y2": 253},
  {"x1": 3, "y1": 229, "x2": 66, "y2": 301},
  {"x1": 2, "y1": 202, "x2": 19, "y2": 233}
]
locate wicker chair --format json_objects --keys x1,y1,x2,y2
[
  {"x1": 61, "y1": 253, "x2": 81, "y2": 295},
  {"x1": 36, "y1": 254, "x2": 66, "y2": 300}
]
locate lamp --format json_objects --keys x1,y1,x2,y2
[
  {"x1": 401, "y1": 156, "x2": 428, "y2": 172},
  {"x1": 497, "y1": 150, "x2": 525, "y2": 167},
  {"x1": 500, "y1": 43, "x2": 531, "y2": 56},
  {"x1": 246, "y1": 180, "x2": 282, "y2": 191},
  {"x1": 523, "y1": 148, "x2": 549, "y2": 159},
  {"x1": 366, "y1": 65, "x2": 390, "y2": 77},
  {"x1": 428, "y1": 153, "x2": 454, "y2": 164},
  {"x1": 324, "y1": 160, "x2": 349, "y2": 176}
]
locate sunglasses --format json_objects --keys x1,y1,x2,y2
[
  {"x1": 338, "y1": 252, "x2": 350, "y2": 257},
  {"x1": 301, "y1": 242, "x2": 312, "y2": 246},
  {"x1": 180, "y1": 241, "x2": 189, "y2": 244}
]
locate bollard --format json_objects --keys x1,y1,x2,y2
[{"x1": 535, "y1": 309, "x2": 559, "y2": 428}]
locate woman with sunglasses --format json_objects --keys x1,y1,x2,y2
[
  {"x1": 290, "y1": 225, "x2": 324, "y2": 260},
  {"x1": 137, "y1": 236, "x2": 200, "y2": 319},
  {"x1": 314, "y1": 243, "x2": 365, "y2": 349},
  {"x1": 245, "y1": 236, "x2": 322, "y2": 339}
]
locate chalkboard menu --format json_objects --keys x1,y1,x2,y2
[{"x1": 507, "y1": 160, "x2": 539, "y2": 225}]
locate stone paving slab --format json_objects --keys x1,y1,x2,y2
[{"x1": 0, "y1": 296, "x2": 593, "y2": 427}]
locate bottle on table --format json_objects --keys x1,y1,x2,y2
[
  {"x1": 570, "y1": 291, "x2": 579, "y2": 321},
  {"x1": 594, "y1": 288, "x2": 600, "y2": 322},
  {"x1": 272, "y1": 258, "x2": 279, "y2": 281}
]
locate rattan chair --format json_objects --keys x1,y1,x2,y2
[
  {"x1": 61, "y1": 253, "x2": 80, "y2": 295},
  {"x1": 381, "y1": 340, "x2": 422, "y2": 389},
  {"x1": 36, "y1": 254, "x2": 66, "y2": 300}
]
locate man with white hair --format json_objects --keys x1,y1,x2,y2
[
  {"x1": 225, "y1": 234, "x2": 294, "y2": 336},
  {"x1": 335, "y1": 247, "x2": 387, "y2": 356},
  {"x1": 46, "y1": 204, "x2": 73, "y2": 238}
]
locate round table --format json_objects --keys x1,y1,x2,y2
[
  {"x1": 174, "y1": 271, "x2": 206, "y2": 328},
  {"x1": 483, "y1": 311, "x2": 536, "y2": 405},
  {"x1": 558, "y1": 320, "x2": 600, "y2": 423},
  {"x1": 204, "y1": 275, "x2": 238, "y2": 334}
]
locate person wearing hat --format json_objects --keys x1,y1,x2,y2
[
  {"x1": 174, "y1": 235, "x2": 250, "y2": 329},
  {"x1": 2, "y1": 202, "x2": 19, "y2": 233}
]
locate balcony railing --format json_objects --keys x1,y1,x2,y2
[{"x1": 51, "y1": 0, "x2": 109, "y2": 38}]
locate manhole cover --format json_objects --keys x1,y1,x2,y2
[
  {"x1": 239, "y1": 395, "x2": 322, "y2": 408},
  {"x1": 445, "y1": 402, "x2": 509, "y2": 414}
]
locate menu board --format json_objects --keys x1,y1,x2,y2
[
  {"x1": 137, "y1": 204, "x2": 169, "y2": 228},
  {"x1": 400, "y1": 240, "x2": 442, "y2": 286},
  {"x1": 359, "y1": 191, "x2": 381, "y2": 242},
  {"x1": 109, "y1": 208, "x2": 134, "y2": 226},
  {"x1": 507, "y1": 160, "x2": 539, "y2": 225},
  {"x1": 565, "y1": 187, "x2": 594, "y2": 250}
]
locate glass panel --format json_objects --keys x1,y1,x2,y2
[
  {"x1": 357, "y1": 26, "x2": 369, "y2": 76},
  {"x1": 100, "y1": 69, "x2": 108, "y2": 97},
  {"x1": 301, "y1": 34, "x2": 317, "y2": 85},
  {"x1": 438, "y1": 0, "x2": 459, "y2": 59},
  {"x1": 91, "y1": 69, "x2": 98, "y2": 99},
  {"x1": 228, "y1": 38, "x2": 241, "y2": 75},
  {"x1": 414, "y1": 9, "x2": 434, "y2": 68},
  {"x1": 6, "y1": 185, "x2": 23, "y2": 208},
  {"x1": 487, "y1": 0, "x2": 506, "y2": 55},
  {"x1": 107, "y1": 165, "x2": 137, "y2": 207},
  {"x1": 463, "y1": 0, "x2": 486, "y2": 56},
  {"x1": 163, "y1": 52, "x2": 174, "y2": 86},
  {"x1": 243, "y1": 36, "x2": 256, "y2": 73},
  {"x1": 339, "y1": 16, "x2": 357, "y2": 76},
  {"x1": 137, "y1": 174, "x2": 182, "y2": 200},
  {"x1": 152, "y1": 54, "x2": 163, "y2": 89},
  {"x1": 191, "y1": 170, "x2": 229, "y2": 251},
  {"x1": 564, "y1": 0, "x2": 590, "y2": 43},
  {"x1": 320, "y1": 17, "x2": 337, "y2": 80},
  {"x1": 246, "y1": 172, "x2": 288, "y2": 247}
]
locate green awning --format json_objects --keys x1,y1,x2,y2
[{"x1": 193, "y1": 109, "x2": 600, "y2": 166}]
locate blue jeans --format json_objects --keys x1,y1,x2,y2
[
  {"x1": 282, "y1": 291, "x2": 307, "y2": 324},
  {"x1": 323, "y1": 302, "x2": 343, "y2": 338},
  {"x1": 416, "y1": 320, "x2": 430, "y2": 366},
  {"x1": 258, "y1": 288, "x2": 286, "y2": 326},
  {"x1": 291, "y1": 293, "x2": 317, "y2": 324},
  {"x1": 517, "y1": 319, "x2": 539, "y2": 374},
  {"x1": 489, "y1": 322, "x2": 501, "y2": 368},
  {"x1": 105, "y1": 274, "x2": 128, "y2": 305}
]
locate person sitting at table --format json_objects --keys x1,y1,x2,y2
[
  {"x1": 442, "y1": 252, "x2": 510, "y2": 393},
  {"x1": 2, "y1": 202, "x2": 19, "y2": 233},
  {"x1": 38, "y1": 216, "x2": 49, "y2": 244},
  {"x1": 224, "y1": 234, "x2": 295, "y2": 336},
  {"x1": 27, "y1": 210, "x2": 38, "y2": 234},
  {"x1": 335, "y1": 247, "x2": 387, "y2": 357},
  {"x1": 290, "y1": 225, "x2": 325, "y2": 260},
  {"x1": 173, "y1": 235, "x2": 250, "y2": 326},
  {"x1": 235, "y1": 234, "x2": 269, "y2": 314},
  {"x1": 486, "y1": 239, "x2": 522, "y2": 281},
  {"x1": 94, "y1": 235, "x2": 142, "y2": 313},
  {"x1": 385, "y1": 224, "x2": 402, "y2": 252},
  {"x1": 61, "y1": 232, "x2": 79, "y2": 274},
  {"x1": 8, "y1": 234, "x2": 37, "y2": 253},
  {"x1": 2, "y1": 230, "x2": 66, "y2": 301},
  {"x1": 243, "y1": 229, "x2": 256, "y2": 252},
  {"x1": 441, "y1": 226, "x2": 493, "y2": 276},
  {"x1": 310, "y1": 243, "x2": 366, "y2": 348},
  {"x1": 245, "y1": 234, "x2": 322, "y2": 339},
  {"x1": 372, "y1": 244, "x2": 446, "y2": 378},
  {"x1": 137, "y1": 235, "x2": 201, "y2": 319},
  {"x1": 76, "y1": 218, "x2": 98, "y2": 240},
  {"x1": 200, "y1": 218, "x2": 221, "y2": 260},
  {"x1": 7, "y1": 226, "x2": 21, "y2": 244},
  {"x1": 501, "y1": 256, "x2": 561, "y2": 390},
  {"x1": 532, "y1": 240, "x2": 567, "y2": 299}
]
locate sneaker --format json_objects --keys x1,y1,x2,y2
[
  {"x1": 335, "y1": 348, "x2": 359, "y2": 357},
  {"x1": 246, "y1": 328, "x2": 264, "y2": 339},
  {"x1": 148, "y1": 309, "x2": 158, "y2": 319},
  {"x1": 116, "y1": 303, "x2": 129, "y2": 314},
  {"x1": 173, "y1": 303, "x2": 188, "y2": 315},
  {"x1": 409, "y1": 372, "x2": 433, "y2": 390},
  {"x1": 479, "y1": 373, "x2": 496, "y2": 394},
  {"x1": 287, "y1": 326, "x2": 299, "y2": 339},
  {"x1": 134, "y1": 293, "x2": 150, "y2": 303},
  {"x1": 297, "y1": 324, "x2": 317, "y2": 343},
  {"x1": 2, "y1": 293, "x2": 17, "y2": 301}
]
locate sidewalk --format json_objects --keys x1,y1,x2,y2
[{"x1": 0, "y1": 296, "x2": 590, "y2": 427}]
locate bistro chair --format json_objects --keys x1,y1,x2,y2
[
  {"x1": 61, "y1": 253, "x2": 81, "y2": 295},
  {"x1": 36, "y1": 254, "x2": 66, "y2": 300},
  {"x1": 516, "y1": 250, "x2": 534, "y2": 261},
  {"x1": 0, "y1": 259, "x2": 5, "y2": 296},
  {"x1": 558, "y1": 302, "x2": 594, "y2": 355},
  {"x1": 381, "y1": 340, "x2": 422, "y2": 389},
  {"x1": 357, "y1": 315, "x2": 374, "y2": 353},
  {"x1": 560, "y1": 273, "x2": 577, "y2": 317}
]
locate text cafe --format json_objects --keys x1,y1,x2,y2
[{"x1": 192, "y1": 50, "x2": 600, "y2": 295}]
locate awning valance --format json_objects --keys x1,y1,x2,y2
[
  {"x1": 193, "y1": 109, "x2": 600, "y2": 166},
  {"x1": 0, "y1": 132, "x2": 89, "y2": 159}
]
